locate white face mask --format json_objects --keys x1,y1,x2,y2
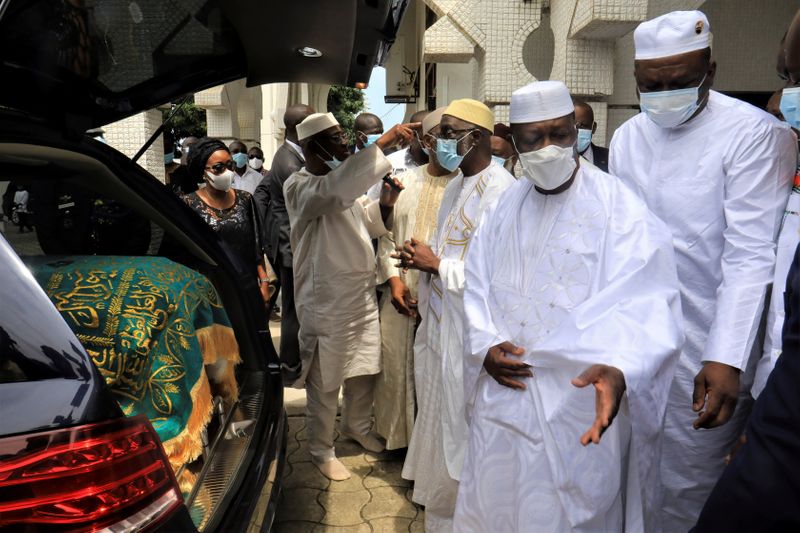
[
  {"x1": 516, "y1": 142, "x2": 577, "y2": 191},
  {"x1": 639, "y1": 73, "x2": 707, "y2": 128},
  {"x1": 249, "y1": 157, "x2": 264, "y2": 170},
  {"x1": 205, "y1": 169, "x2": 234, "y2": 191}
]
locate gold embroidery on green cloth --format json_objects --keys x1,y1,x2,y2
[{"x1": 27, "y1": 256, "x2": 240, "y2": 469}]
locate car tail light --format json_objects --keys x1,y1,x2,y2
[{"x1": 0, "y1": 415, "x2": 184, "y2": 531}]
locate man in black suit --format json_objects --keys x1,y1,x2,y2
[
  {"x1": 692, "y1": 242, "x2": 800, "y2": 532},
  {"x1": 574, "y1": 100, "x2": 609, "y2": 172},
  {"x1": 255, "y1": 104, "x2": 314, "y2": 383}
]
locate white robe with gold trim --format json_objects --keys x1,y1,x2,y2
[{"x1": 401, "y1": 161, "x2": 515, "y2": 531}]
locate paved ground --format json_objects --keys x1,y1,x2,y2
[{"x1": 270, "y1": 322, "x2": 425, "y2": 533}]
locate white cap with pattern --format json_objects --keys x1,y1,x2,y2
[
  {"x1": 510, "y1": 81, "x2": 574, "y2": 124},
  {"x1": 297, "y1": 112, "x2": 339, "y2": 141},
  {"x1": 634, "y1": 10, "x2": 711, "y2": 60}
]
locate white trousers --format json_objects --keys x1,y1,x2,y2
[{"x1": 305, "y1": 352, "x2": 376, "y2": 462}]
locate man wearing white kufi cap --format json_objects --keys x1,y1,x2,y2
[
  {"x1": 609, "y1": 10, "x2": 797, "y2": 531},
  {"x1": 284, "y1": 112, "x2": 418, "y2": 481},
  {"x1": 453, "y1": 80, "x2": 683, "y2": 532},
  {"x1": 397, "y1": 99, "x2": 515, "y2": 532},
  {"x1": 372, "y1": 107, "x2": 459, "y2": 452}
]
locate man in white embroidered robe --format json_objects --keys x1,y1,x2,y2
[
  {"x1": 454, "y1": 81, "x2": 684, "y2": 532},
  {"x1": 373, "y1": 107, "x2": 458, "y2": 450},
  {"x1": 398, "y1": 99, "x2": 515, "y2": 531},
  {"x1": 609, "y1": 12, "x2": 796, "y2": 529},
  {"x1": 284, "y1": 112, "x2": 416, "y2": 481}
]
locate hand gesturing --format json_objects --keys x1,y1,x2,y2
[{"x1": 571, "y1": 364, "x2": 626, "y2": 446}]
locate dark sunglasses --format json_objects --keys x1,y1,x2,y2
[{"x1": 205, "y1": 160, "x2": 235, "y2": 174}]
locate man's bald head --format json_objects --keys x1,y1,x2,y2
[
  {"x1": 284, "y1": 105, "x2": 315, "y2": 143},
  {"x1": 354, "y1": 113, "x2": 384, "y2": 134},
  {"x1": 229, "y1": 140, "x2": 247, "y2": 154},
  {"x1": 354, "y1": 113, "x2": 384, "y2": 149},
  {"x1": 410, "y1": 110, "x2": 430, "y2": 124},
  {"x1": 573, "y1": 101, "x2": 596, "y2": 132}
]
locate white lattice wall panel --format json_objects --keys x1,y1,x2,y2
[
  {"x1": 551, "y1": 0, "x2": 615, "y2": 96},
  {"x1": 570, "y1": 0, "x2": 648, "y2": 40},
  {"x1": 424, "y1": 15, "x2": 475, "y2": 63},
  {"x1": 104, "y1": 110, "x2": 165, "y2": 183}
]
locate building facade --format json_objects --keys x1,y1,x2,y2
[
  {"x1": 393, "y1": 0, "x2": 799, "y2": 147},
  {"x1": 105, "y1": 0, "x2": 798, "y2": 182}
]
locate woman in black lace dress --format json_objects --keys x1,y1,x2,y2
[{"x1": 183, "y1": 138, "x2": 274, "y2": 305}]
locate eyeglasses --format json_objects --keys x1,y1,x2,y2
[
  {"x1": 248, "y1": 153, "x2": 263, "y2": 159},
  {"x1": 205, "y1": 160, "x2": 235, "y2": 174},
  {"x1": 437, "y1": 127, "x2": 476, "y2": 140}
]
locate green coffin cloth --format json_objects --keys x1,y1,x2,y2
[{"x1": 27, "y1": 255, "x2": 241, "y2": 467}]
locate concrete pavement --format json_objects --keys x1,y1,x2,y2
[{"x1": 269, "y1": 321, "x2": 425, "y2": 532}]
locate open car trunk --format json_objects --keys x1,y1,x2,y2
[
  {"x1": 0, "y1": 119, "x2": 286, "y2": 530},
  {"x1": 0, "y1": 0, "x2": 408, "y2": 131}
]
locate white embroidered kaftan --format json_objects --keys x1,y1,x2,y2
[
  {"x1": 284, "y1": 145, "x2": 393, "y2": 391},
  {"x1": 610, "y1": 90, "x2": 796, "y2": 531},
  {"x1": 374, "y1": 164, "x2": 456, "y2": 450},
  {"x1": 454, "y1": 165, "x2": 683, "y2": 532},
  {"x1": 401, "y1": 161, "x2": 515, "y2": 532}
]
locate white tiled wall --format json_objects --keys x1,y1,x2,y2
[{"x1": 104, "y1": 110, "x2": 165, "y2": 183}]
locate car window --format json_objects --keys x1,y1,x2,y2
[{"x1": 0, "y1": 0, "x2": 242, "y2": 93}]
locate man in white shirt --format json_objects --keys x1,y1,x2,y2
[
  {"x1": 609, "y1": 11, "x2": 797, "y2": 530},
  {"x1": 229, "y1": 140, "x2": 263, "y2": 194},
  {"x1": 284, "y1": 112, "x2": 416, "y2": 481}
]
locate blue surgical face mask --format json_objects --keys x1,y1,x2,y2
[
  {"x1": 780, "y1": 87, "x2": 800, "y2": 130},
  {"x1": 315, "y1": 141, "x2": 343, "y2": 170},
  {"x1": 436, "y1": 131, "x2": 475, "y2": 173},
  {"x1": 491, "y1": 155, "x2": 506, "y2": 167},
  {"x1": 639, "y1": 73, "x2": 707, "y2": 129},
  {"x1": 232, "y1": 152, "x2": 248, "y2": 168},
  {"x1": 576, "y1": 128, "x2": 593, "y2": 153},
  {"x1": 364, "y1": 133, "x2": 381, "y2": 147},
  {"x1": 164, "y1": 153, "x2": 174, "y2": 164}
]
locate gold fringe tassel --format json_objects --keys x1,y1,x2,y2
[{"x1": 161, "y1": 372, "x2": 213, "y2": 467}]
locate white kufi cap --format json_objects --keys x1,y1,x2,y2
[
  {"x1": 297, "y1": 112, "x2": 339, "y2": 141},
  {"x1": 634, "y1": 11, "x2": 711, "y2": 60},
  {"x1": 510, "y1": 81, "x2": 574, "y2": 124}
]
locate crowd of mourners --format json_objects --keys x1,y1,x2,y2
[{"x1": 169, "y1": 9, "x2": 800, "y2": 533}]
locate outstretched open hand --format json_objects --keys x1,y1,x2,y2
[{"x1": 571, "y1": 364, "x2": 626, "y2": 446}]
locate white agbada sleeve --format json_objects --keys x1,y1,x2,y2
[
  {"x1": 462, "y1": 201, "x2": 505, "y2": 409},
  {"x1": 284, "y1": 144, "x2": 392, "y2": 222},
  {"x1": 696, "y1": 124, "x2": 795, "y2": 370},
  {"x1": 359, "y1": 198, "x2": 390, "y2": 239},
  {"x1": 463, "y1": 187, "x2": 684, "y2": 530}
]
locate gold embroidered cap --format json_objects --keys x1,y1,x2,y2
[{"x1": 444, "y1": 99, "x2": 494, "y2": 132}]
